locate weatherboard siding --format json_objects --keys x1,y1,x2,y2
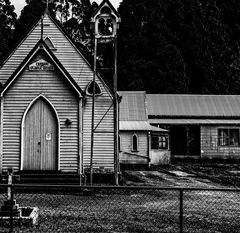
[
  {"x1": 2, "y1": 53, "x2": 79, "y2": 172},
  {"x1": 0, "y1": 14, "x2": 112, "y2": 99},
  {"x1": 0, "y1": 13, "x2": 115, "y2": 172},
  {"x1": 120, "y1": 132, "x2": 148, "y2": 157},
  {"x1": 83, "y1": 97, "x2": 114, "y2": 170},
  {"x1": 119, "y1": 131, "x2": 149, "y2": 165},
  {"x1": 201, "y1": 125, "x2": 240, "y2": 159}
]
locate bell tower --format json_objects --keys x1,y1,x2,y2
[{"x1": 90, "y1": 0, "x2": 121, "y2": 185}]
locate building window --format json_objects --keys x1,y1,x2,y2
[
  {"x1": 218, "y1": 128, "x2": 240, "y2": 146},
  {"x1": 152, "y1": 135, "x2": 168, "y2": 149},
  {"x1": 86, "y1": 81, "x2": 102, "y2": 96},
  {"x1": 132, "y1": 134, "x2": 138, "y2": 152},
  {"x1": 118, "y1": 135, "x2": 121, "y2": 152},
  {"x1": 44, "y1": 37, "x2": 56, "y2": 50}
]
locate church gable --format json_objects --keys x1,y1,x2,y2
[
  {"x1": 2, "y1": 45, "x2": 81, "y2": 172},
  {"x1": 0, "y1": 12, "x2": 113, "y2": 98},
  {"x1": 0, "y1": 11, "x2": 116, "y2": 174},
  {"x1": 1, "y1": 40, "x2": 83, "y2": 97}
]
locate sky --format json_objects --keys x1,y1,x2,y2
[{"x1": 11, "y1": 0, "x2": 122, "y2": 17}]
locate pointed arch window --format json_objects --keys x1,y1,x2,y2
[
  {"x1": 132, "y1": 134, "x2": 138, "y2": 152},
  {"x1": 86, "y1": 81, "x2": 102, "y2": 96},
  {"x1": 44, "y1": 37, "x2": 56, "y2": 50},
  {"x1": 118, "y1": 135, "x2": 121, "y2": 152}
]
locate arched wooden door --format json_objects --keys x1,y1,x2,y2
[{"x1": 23, "y1": 97, "x2": 58, "y2": 171}]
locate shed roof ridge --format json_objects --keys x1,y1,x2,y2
[
  {"x1": 146, "y1": 94, "x2": 240, "y2": 117},
  {"x1": 118, "y1": 91, "x2": 146, "y2": 94},
  {"x1": 146, "y1": 94, "x2": 240, "y2": 97}
]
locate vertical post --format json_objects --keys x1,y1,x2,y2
[
  {"x1": 90, "y1": 38, "x2": 97, "y2": 185},
  {"x1": 186, "y1": 126, "x2": 189, "y2": 155},
  {"x1": 8, "y1": 169, "x2": 14, "y2": 233},
  {"x1": 0, "y1": 96, "x2": 3, "y2": 173},
  {"x1": 147, "y1": 131, "x2": 151, "y2": 167},
  {"x1": 9, "y1": 185, "x2": 13, "y2": 233},
  {"x1": 78, "y1": 97, "x2": 82, "y2": 185},
  {"x1": 7, "y1": 169, "x2": 13, "y2": 201},
  {"x1": 113, "y1": 37, "x2": 119, "y2": 185},
  {"x1": 41, "y1": 15, "x2": 43, "y2": 41},
  {"x1": 179, "y1": 188, "x2": 183, "y2": 233}
]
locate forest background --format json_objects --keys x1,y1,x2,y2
[{"x1": 1, "y1": 0, "x2": 240, "y2": 94}]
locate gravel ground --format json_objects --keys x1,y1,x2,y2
[
  {"x1": 163, "y1": 163, "x2": 240, "y2": 187},
  {"x1": 0, "y1": 164, "x2": 239, "y2": 232},
  {"x1": 1, "y1": 187, "x2": 239, "y2": 233}
]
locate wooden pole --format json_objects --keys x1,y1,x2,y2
[
  {"x1": 0, "y1": 96, "x2": 3, "y2": 174},
  {"x1": 41, "y1": 15, "x2": 43, "y2": 40},
  {"x1": 90, "y1": 38, "x2": 97, "y2": 185},
  {"x1": 113, "y1": 37, "x2": 119, "y2": 185},
  {"x1": 7, "y1": 169, "x2": 13, "y2": 201},
  {"x1": 78, "y1": 97, "x2": 82, "y2": 185}
]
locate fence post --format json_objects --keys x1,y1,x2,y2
[
  {"x1": 9, "y1": 185, "x2": 13, "y2": 233},
  {"x1": 179, "y1": 188, "x2": 183, "y2": 233}
]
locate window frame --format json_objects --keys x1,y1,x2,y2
[
  {"x1": 218, "y1": 128, "x2": 240, "y2": 147},
  {"x1": 118, "y1": 135, "x2": 121, "y2": 152},
  {"x1": 44, "y1": 36, "x2": 56, "y2": 50},
  {"x1": 132, "y1": 134, "x2": 138, "y2": 152},
  {"x1": 151, "y1": 134, "x2": 169, "y2": 150},
  {"x1": 86, "y1": 81, "x2": 102, "y2": 96}
]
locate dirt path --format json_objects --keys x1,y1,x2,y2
[{"x1": 123, "y1": 170, "x2": 227, "y2": 188}]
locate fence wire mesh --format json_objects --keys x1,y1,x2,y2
[
  {"x1": 183, "y1": 190, "x2": 240, "y2": 233},
  {"x1": 0, "y1": 185, "x2": 239, "y2": 233}
]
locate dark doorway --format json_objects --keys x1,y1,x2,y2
[{"x1": 170, "y1": 125, "x2": 200, "y2": 156}]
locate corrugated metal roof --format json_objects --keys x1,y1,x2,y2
[
  {"x1": 118, "y1": 91, "x2": 147, "y2": 121},
  {"x1": 120, "y1": 121, "x2": 168, "y2": 131},
  {"x1": 150, "y1": 125, "x2": 169, "y2": 132},
  {"x1": 149, "y1": 119, "x2": 240, "y2": 125},
  {"x1": 120, "y1": 121, "x2": 152, "y2": 131},
  {"x1": 147, "y1": 94, "x2": 240, "y2": 117}
]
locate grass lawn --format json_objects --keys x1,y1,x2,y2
[{"x1": 0, "y1": 186, "x2": 238, "y2": 233}]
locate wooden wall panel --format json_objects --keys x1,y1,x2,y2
[
  {"x1": 83, "y1": 97, "x2": 114, "y2": 170},
  {"x1": 201, "y1": 125, "x2": 240, "y2": 159},
  {"x1": 0, "y1": 14, "x2": 112, "y2": 98},
  {"x1": 120, "y1": 131, "x2": 148, "y2": 157},
  {"x1": 2, "y1": 53, "x2": 79, "y2": 172},
  {"x1": 0, "y1": 13, "x2": 115, "y2": 172}
]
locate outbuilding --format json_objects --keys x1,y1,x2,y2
[
  {"x1": 119, "y1": 91, "x2": 170, "y2": 166},
  {"x1": 147, "y1": 94, "x2": 240, "y2": 161}
]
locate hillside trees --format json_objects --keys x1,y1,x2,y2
[
  {"x1": 0, "y1": 0, "x2": 17, "y2": 63},
  {"x1": 13, "y1": 0, "x2": 97, "y2": 55},
  {"x1": 3, "y1": 0, "x2": 240, "y2": 94},
  {"x1": 13, "y1": 0, "x2": 45, "y2": 45},
  {"x1": 117, "y1": 0, "x2": 238, "y2": 94}
]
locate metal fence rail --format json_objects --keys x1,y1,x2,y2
[{"x1": 0, "y1": 185, "x2": 239, "y2": 232}]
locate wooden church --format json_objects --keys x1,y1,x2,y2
[{"x1": 0, "y1": 3, "x2": 118, "y2": 181}]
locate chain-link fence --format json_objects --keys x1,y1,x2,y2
[{"x1": 0, "y1": 185, "x2": 239, "y2": 232}]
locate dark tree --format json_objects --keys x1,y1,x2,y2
[
  {"x1": 117, "y1": 0, "x2": 235, "y2": 94},
  {"x1": 13, "y1": 0, "x2": 98, "y2": 55},
  {"x1": 0, "y1": 0, "x2": 17, "y2": 63},
  {"x1": 13, "y1": 0, "x2": 45, "y2": 45},
  {"x1": 117, "y1": 0, "x2": 188, "y2": 93}
]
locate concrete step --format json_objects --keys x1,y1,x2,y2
[{"x1": 0, "y1": 173, "x2": 81, "y2": 185}]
